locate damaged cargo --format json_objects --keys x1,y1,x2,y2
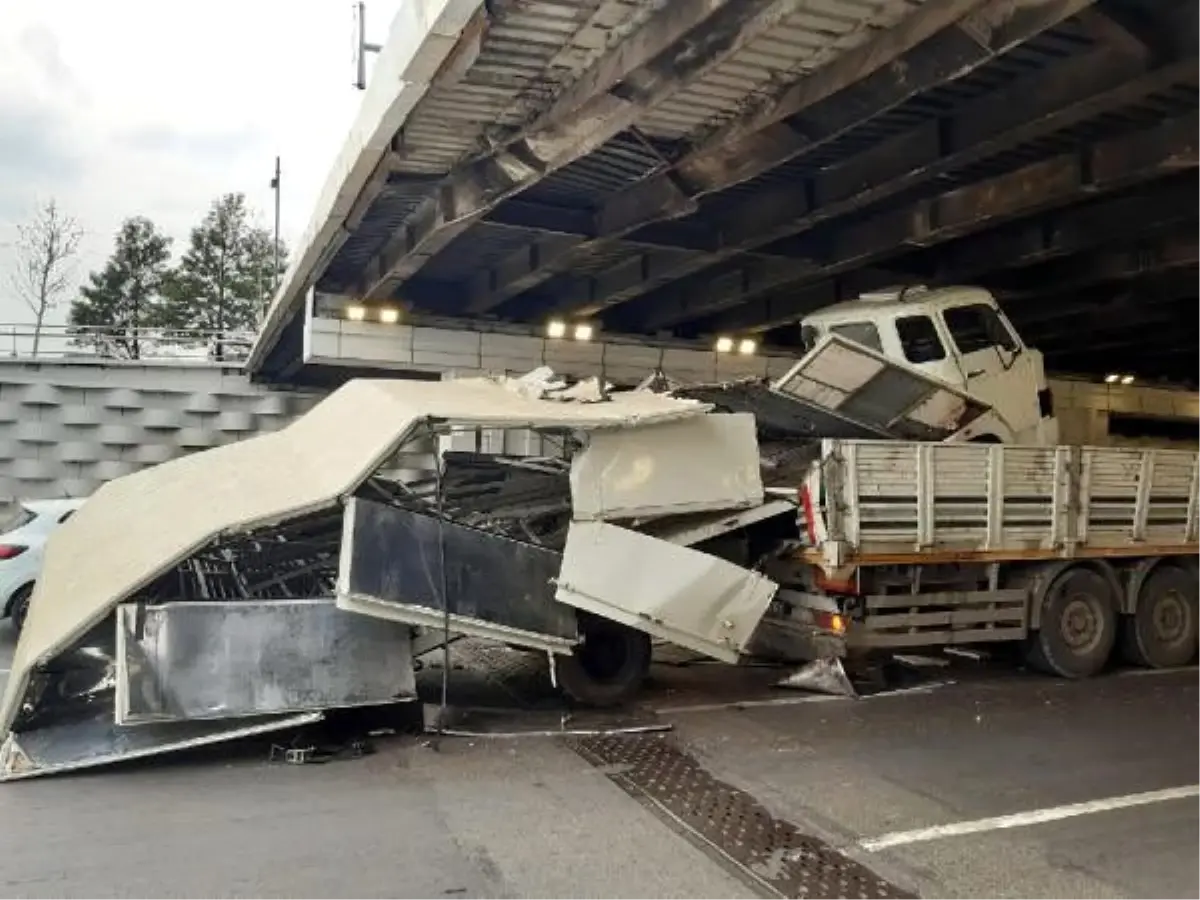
[
  {"x1": 0, "y1": 373, "x2": 784, "y2": 778},
  {"x1": 4, "y1": 333, "x2": 1196, "y2": 780}
]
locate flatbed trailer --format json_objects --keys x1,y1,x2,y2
[{"x1": 776, "y1": 439, "x2": 1200, "y2": 676}]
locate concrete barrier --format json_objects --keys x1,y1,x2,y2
[{"x1": 0, "y1": 359, "x2": 321, "y2": 502}]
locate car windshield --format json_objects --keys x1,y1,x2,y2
[{"x1": 0, "y1": 505, "x2": 36, "y2": 535}]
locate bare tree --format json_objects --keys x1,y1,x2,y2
[{"x1": 10, "y1": 200, "x2": 83, "y2": 357}]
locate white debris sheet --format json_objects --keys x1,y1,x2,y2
[
  {"x1": 554, "y1": 521, "x2": 780, "y2": 664},
  {"x1": 570, "y1": 412, "x2": 764, "y2": 521},
  {"x1": 0, "y1": 376, "x2": 709, "y2": 738}
]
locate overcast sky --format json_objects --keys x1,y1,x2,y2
[{"x1": 0, "y1": 0, "x2": 403, "y2": 327}]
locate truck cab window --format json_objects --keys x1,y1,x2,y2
[
  {"x1": 829, "y1": 322, "x2": 883, "y2": 353},
  {"x1": 943, "y1": 303, "x2": 1018, "y2": 354},
  {"x1": 895, "y1": 315, "x2": 946, "y2": 363}
]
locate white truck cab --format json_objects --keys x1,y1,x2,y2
[{"x1": 800, "y1": 285, "x2": 1059, "y2": 445}]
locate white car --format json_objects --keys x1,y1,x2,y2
[{"x1": 0, "y1": 497, "x2": 86, "y2": 633}]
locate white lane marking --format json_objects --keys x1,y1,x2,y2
[
  {"x1": 0, "y1": 667, "x2": 8, "y2": 675},
  {"x1": 858, "y1": 785, "x2": 1200, "y2": 852}
]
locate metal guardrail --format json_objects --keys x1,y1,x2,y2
[{"x1": 0, "y1": 324, "x2": 258, "y2": 364}]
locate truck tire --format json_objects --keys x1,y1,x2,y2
[
  {"x1": 556, "y1": 615, "x2": 652, "y2": 708},
  {"x1": 1121, "y1": 565, "x2": 1198, "y2": 669},
  {"x1": 1025, "y1": 567, "x2": 1117, "y2": 678}
]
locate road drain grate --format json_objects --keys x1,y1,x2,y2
[{"x1": 570, "y1": 733, "x2": 915, "y2": 899}]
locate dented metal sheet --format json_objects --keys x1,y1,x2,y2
[
  {"x1": 0, "y1": 711, "x2": 323, "y2": 781},
  {"x1": 1, "y1": 376, "x2": 705, "y2": 738},
  {"x1": 772, "y1": 334, "x2": 993, "y2": 441},
  {"x1": 114, "y1": 599, "x2": 416, "y2": 726},
  {"x1": 570, "y1": 413, "x2": 763, "y2": 521},
  {"x1": 555, "y1": 522, "x2": 779, "y2": 664},
  {"x1": 337, "y1": 498, "x2": 577, "y2": 654}
]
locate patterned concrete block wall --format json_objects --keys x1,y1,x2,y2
[{"x1": 0, "y1": 360, "x2": 323, "y2": 502}]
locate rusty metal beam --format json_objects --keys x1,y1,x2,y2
[
  {"x1": 500, "y1": 0, "x2": 1099, "y2": 316},
  {"x1": 681, "y1": 118, "x2": 1197, "y2": 334},
  {"x1": 356, "y1": 0, "x2": 810, "y2": 302},
  {"x1": 655, "y1": 0, "x2": 1097, "y2": 199},
  {"x1": 933, "y1": 176, "x2": 1197, "y2": 279},
  {"x1": 485, "y1": 200, "x2": 723, "y2": 252},
  {"x1": 991, "y1": 232, "x2": 1199, "y2": 302},
  {"x1": 541, "y1": 46, "x2": 1195, "y2": 321},
  {"x1": 1046, "y1": 328, "x2": 1200, "y2": 360}
]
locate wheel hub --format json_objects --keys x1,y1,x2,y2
[
  {"x1": 1152, "y1": 590, "x2": 1188, "y2": 644},
  {"x1": 1061, "y1": 596, "x2": 1100, "y2": 652}
]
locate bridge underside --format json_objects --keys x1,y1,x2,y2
[{"x1": 251, "y1": 0, "x2": 1198, "y2": 386}]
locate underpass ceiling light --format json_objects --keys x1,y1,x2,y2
[
  {"x1": 573, "y1": 323, "x2": 594, "y2": 342},
  {"x1": 546, "y1": 320, "x2": 567, "y2": 339},
  {"x1": 1120, "y1": 374, "x2": 1135, "y2": 385},
  {"x1": 345, "y1": 304, "x2": 367, "y2": 321},
  {"x1": 379, "y1": 307, "x2": 401, "y2": 324},
  {"x1": 738, "y1": 338, "x2": 757, "y2": 356},
  {"x1": 1104, "y1": 373, "x2": 1136, "y2": 385},
  {"x1": 715, "y1": 336, "x2": 734, "y2": 353},
  {"x1": 1104, "y1": 374, "x2": 1120, "y2": 383}
]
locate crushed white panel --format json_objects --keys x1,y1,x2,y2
[
  {"x1": 555, "y1": 521, "x2": 779, "y2": 664},
  {"x1": 570, "y1": 413, "x2": 763, "y2": 521},
  {"x1": 773, "y1": 334, "x2": 994, "y2": 440},
  {"x1": 0, "y1": 375, "x2": 708, "y2": 737}
]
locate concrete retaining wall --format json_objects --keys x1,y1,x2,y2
[{"x1": 0, "y1": 360, "x2": 322, "y2": 502}]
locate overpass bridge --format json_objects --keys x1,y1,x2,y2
[{"x1": 247, "y1": 0, "x2": 1198, "y2": 389}]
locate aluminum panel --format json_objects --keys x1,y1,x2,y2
[
  {"x1": 1, "y1": 375, "x2": 706, "y2": 737},
  {"x1": 337, "y1": 498, "x2": 578, "y2": 653},
  {"x1": 570, "y1": 413, "x2": 763, "y2": 521},
  {"x1": 0, "y1": 712, "x2": 323, "y2": 782},
  {"x1": 114, "y1": 599, "x2": 416, "y2": 726},
  {"x1": 555, "y1": 521, "x2": 778, "y2": 663},
  {"x1": 772, "y1": 334, "x2": 994, "y2": 441}
]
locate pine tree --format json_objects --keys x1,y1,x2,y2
[
  {"x1": 160, "y1": 193, "x2": 288, "y2": 355},
  {"x1": 68, "y1": 216, "x2": 171, "y2": 359}
]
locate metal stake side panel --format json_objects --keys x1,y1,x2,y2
[{"x1": 812, "y1": 440, "x2": 1200, "y2": 562}]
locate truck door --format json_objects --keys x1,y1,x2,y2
[
  {"x1": 939, "y1": 303, "x2": 1040, "y2": 440},
  {"x1": 892, "y1": 313, "x2": 960, "y2": 386}
]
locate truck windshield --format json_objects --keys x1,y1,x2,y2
[{"x1": 943, "y1": 303, "x2": 1018, "y2": 354}]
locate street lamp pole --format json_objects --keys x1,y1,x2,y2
[{"x1": 270, "y1": 156, "x2": 281, "y2": 295}]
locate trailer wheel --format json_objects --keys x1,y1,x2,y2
[
  {"x1": 1025, "y1": 567, "x2": 1116, "y2": 678},
  {"x1": 557, "y1": 615, "x2": 652, "y2": 708},
  {"x1": 1121, "y1": 565, "x2": 1198, "y2": 669}
]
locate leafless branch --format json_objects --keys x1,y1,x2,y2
[{"x1": 10, "y1": 199, "x2": 83, "y2": 356}]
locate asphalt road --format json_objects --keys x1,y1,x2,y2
[{"x1": 0, "y1": 626, "x2": 1195, "y2": 899}]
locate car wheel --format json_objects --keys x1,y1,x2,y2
[{"x1": 9, "y1": 583, "x2": 33, "y2": 634}]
